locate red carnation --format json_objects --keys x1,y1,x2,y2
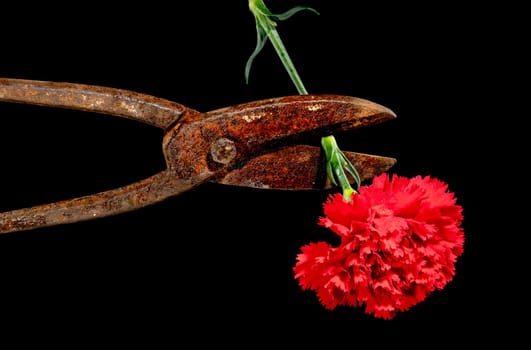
[{"x1": 293, "y1": 173, "x2": 464, "y2": 319}]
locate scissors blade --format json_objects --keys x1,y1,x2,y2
[{"x1": 216, "y1": 145, "x2": 396, "y2": 190}]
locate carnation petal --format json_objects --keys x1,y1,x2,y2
[{"x1": 294, "y1": 173, "x2": 464, "y2": 320}]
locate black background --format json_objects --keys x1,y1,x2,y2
[{"x1": 0, "y1": 0, "x2": 515, "y2": 346}]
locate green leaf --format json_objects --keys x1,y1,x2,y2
[
  {"x1": 341, "y1": 151, "x2": 361, "y2": 189},
  {"x1": 245, "y1": 23, "x2": 269, "y2": 84},
  {"x1": 272, "y1": 6, "x2": 319, "y2": 21},
  {"x1": 326, "y1": 161, "x2": 337, "y2": 186}
]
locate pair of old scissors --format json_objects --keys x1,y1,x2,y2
[{"x1": 0, "y1": 78, "x2": 397, "y2": 234}]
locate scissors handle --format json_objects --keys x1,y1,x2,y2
[
  {"x1": 0, "y1": 169, "x2": 214, "y2": 235},
  {"x1": 0, "y1": 78, "x2": 191, "y2": 130}
]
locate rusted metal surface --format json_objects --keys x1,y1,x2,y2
[
  {"x1": 0, "y1": 78, "x2": 397, "y2": 234},
  {"x1": 163, "y1": 94, "x2": 396, "y2": 179},
  {"x1": 0, "y1": 170, "x2": 212, "y2": 234},
  {"x1": 218, "y1": 145, "x2": 396, "y2": 190},
  {"x1": 0, "y1": 78, "x2": 191, "y2": 129}
]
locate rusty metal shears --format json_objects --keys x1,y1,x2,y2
[{"x1": 0, "y1": 78, "x2": 396, "y2": 234}]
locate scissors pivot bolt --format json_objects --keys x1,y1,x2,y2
[{"x1": 210, "y1": 138, "x2": 237, "y2": 165}]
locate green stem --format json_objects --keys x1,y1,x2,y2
[
  {"x1": 321, "y1": 136, "x2": 357, "y2": 199},
  {"x1": 251, "y1": 2, "x2": 308, "y2": 95},
  {"x1": 263, "y1": 22, "x2": 307, "y2": 94},
  {"x1": 247, "y1": 0, "x2": 360, "y2": 201}
]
